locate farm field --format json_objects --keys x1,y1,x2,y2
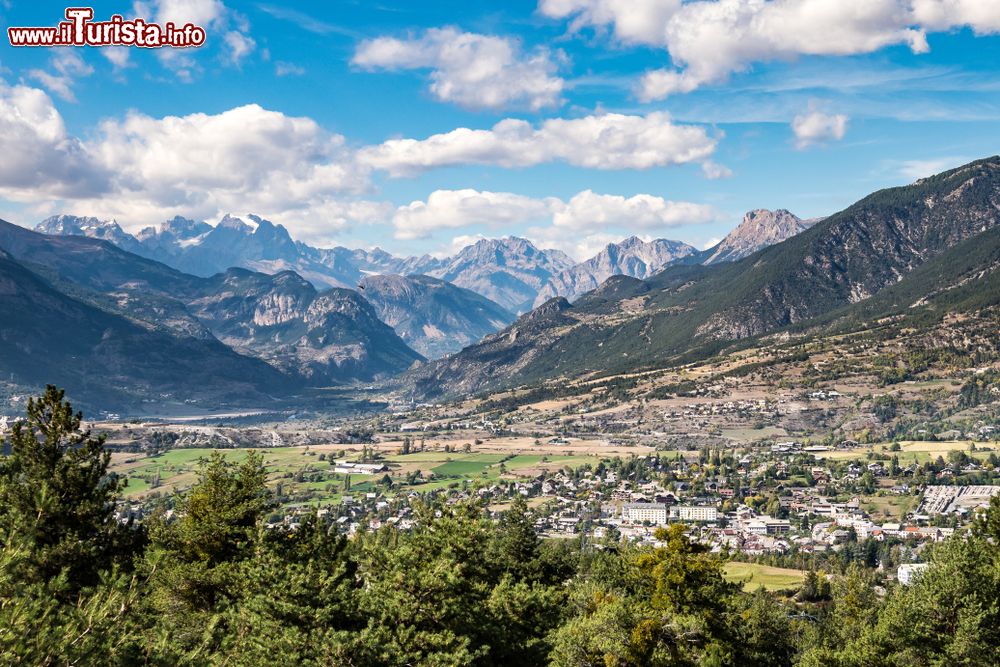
[
  {"x1": 815, "y1": 440, "x2": 998, "y2": 464},
  {"x1": 723, "y1": 562, "x2": 806, "y2": 592},
  {"x1": 110, "y1": 443, "x2": 604, "y2": 506}
]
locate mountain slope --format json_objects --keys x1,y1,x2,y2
[
  {"x1": 702, "y1": 209, "x2": 812, "y2": 265},
  {"x1": 408, "y1": 157, "x2": 1000, "y2": 398},
  {"x1": 358, "y1": 274, "x2": 514, "y2": 359},
  {"x1": 0, "y1": 219, "x2": 422, "y2": 386},
  {"x1": 534, "y1": 237, "x2": 696, "y2": 306},
  {"x1": 0, "y1": 248, "x2": 292, "y2": 412}
]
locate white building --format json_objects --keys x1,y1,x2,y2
[
  {"x1": 669, "y1": 505, "x2": 719, "y2": 522},
  {"x1": 743, "y1": 516, "x2": 791, "y2": 535},
  {"x1": 897, "y1": 563, "x2": 929, "y2": 585},
  {"x1": 622, "y1": 502, "x2": 668, "y2": 525}
]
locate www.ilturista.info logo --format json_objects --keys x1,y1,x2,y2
[{"x1": 8, "y1": 7, "x2": 206, "y2": 48}]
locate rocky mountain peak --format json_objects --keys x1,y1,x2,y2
[
  {"x1": 703, "y1": 208, "x2": 810, "y2": 265},
  {"x1": 533, "y1": 236, "x2": 697, "y2": 306}
]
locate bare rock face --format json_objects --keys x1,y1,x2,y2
[
  {"x1": 358, "y1": 274, "x2": 514, "y2": 359},
  {"x1": 425, "y1": 237, "x2": 576, "y2": 314},
  {"x1": 703, "y1": 209, "x2": 811, "y2": 265},
  {"x1": 534, "y1": 237, "x2": 696, "y2": 306},
  {"x1": 182, "y1": 268, "x2": 424, "y2": 383}
]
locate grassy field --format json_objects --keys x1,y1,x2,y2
[
  {"x1": 110, "y1": 445, "x2": 595, "y2": 507},
  {"x1": 723, "y1": 562, "x2": 806, "y2": 592},
  {"x1": 860, "y1": 494, "x2": 916, "y2": 521},
  {"x1": 816, "y1": 440, "x2": 997, "y2": 465}
]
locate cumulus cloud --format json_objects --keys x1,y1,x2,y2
[
  {"x1": 391, "y1": 188, "x2": 719, "y2": 245},
  {"x1": 0, "y1": 81, "x2": 108, "y2": 199},
  {"x1": 0, "y1": 82, "x2": 378, "y2": 240},
  {"x1": 0, "y1": 78, "x2": 720, "y2": 245},
  {"x1": 540, "y1": 0, "x2": 681, "y2": 45},
  {"x1": 85, "y1": 103, "x2": 370, "y2": 227},
  {"x1": 27, "y1": 51, "x2": 94, "y2": 102},
  {"x1": 353, "y1": 27, "x2": 565, "y2": 111},
  {"x1": 393, "y1": 190, "x2": 555, "y2": 240},
  {"x1": 552, "y1": 190, "x2": 721, "y2": 231},
  {"x1": 791, "y1": 108, "x2": 848, "y2": 148},
  {"x1": 541, "y1": 0, "x2": 1000, "y2": 98},
  {"x1": 361, "y1": 111, "x2": 718, "y2": 176},
  {"x1": 143, "y1": 0, "x2": 227, "y2": 27},
  {"x1": 135, "y1": 0, "x2": 254, "y2": 78}
]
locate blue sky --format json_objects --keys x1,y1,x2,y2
[{"x1": 1, "y1": 1, "x2": 999, "y2": 259}]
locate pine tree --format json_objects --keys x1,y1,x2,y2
[{"x1": 0, "y1": 386, "x2": 141, "y2": 591}]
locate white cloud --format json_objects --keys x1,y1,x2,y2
[
  {"x1": 101, "y1": 47, "x2": 133, "y2": 73},
  {"x1": 222, "y1": 30, "x2": 256, "y2": 66},
  {"x1": 894, "y1": 156, "x2": 969, "y2": 180},
  {"x1": 361, "y1": 111, "x2": 718, "y2": 176},
  {"x1": 0, "y1": 78, "x2": 722, "y2": 246},
  {"x1": 701, "y1": 237, "x2": 722, "y2": 250},
  {"x1": 26, "y1": 51, "x2": 94, "y2": 102},
  {"x1": 275, "y1": 62, "x2": 306, "y2": 76},
  {"x1": 393, "y1": 189, "x2": 555, "y2": 240},
  {"x1": 701, "y1": 161, "x2": 733, "y2": 179},
  {"x1": 551, "y1": 189, "x2": 721, "y2": 231},
  {"x1": 637, "y1": 68, "x2": 700, "y2": 101},
  {"x1": 912, "y1": 0, "x2": 1000, "y2": 33},
  {"x1": 391, "y1": 188, "x2": 719, "y2": 246},
  {"x1": 539, "y1": 0, "x2": 681, "y2": 46},
  {"x1": 526, "y1": 228, "x2": 624, "y2": 261},
  {"x1": 541, "y1": 0, "x2": 1000, "y2": 98},
  {"x1": 144, "y1": 0, "x2": 226, "y2": 27},
  {"x1": 352, "y1": 27, "x2": 565, "y2": 111},
  {"x1": 0, "y1": 83, "x2": 376, "y2": 242},
  {"x1": 136, "y1": 0, "x2": 254, "y2": 78},
  {"x1": 791, "y1": 108, "x2": 848, "y2": 148},
  {"x1": 0, "y1": 81, "x2": 108, "y2": 199},
  {"x1": 86, "y1": 104, "x2": 370, "y2": 226}
]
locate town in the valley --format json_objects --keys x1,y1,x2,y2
[{"x1": 7, "y1": 335, "x2": 996, "y2": 592}]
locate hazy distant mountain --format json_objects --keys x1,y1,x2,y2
[
  {"x1": 358, "y1": 274, "x2": 514, "y2": 359},
  {"x1": 425, "y1": 237, "x2": 576, "y2": 313},
  {"x1": 534, "y1": 237, "x2": 697, "y2": 306},
  {"x1": 703, "y1": 209, "x2": 812, "y2": 265},
  {"x1": 409, "y1": 157, "x2": 1000, "y2": 398}
]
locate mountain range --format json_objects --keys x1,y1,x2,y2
[
  {"x1": 408, "y1": 157, "x2": 1000, "y2": 399},
  {"x1": 14, "y1": 156, "x2": 958, "y2": 412},
  {"x1": 35, "y1": 206, "x2": 811, "y2": 315},
  {"x1": 0, "y1": 220, "x2": 421, "y2": 410}
]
